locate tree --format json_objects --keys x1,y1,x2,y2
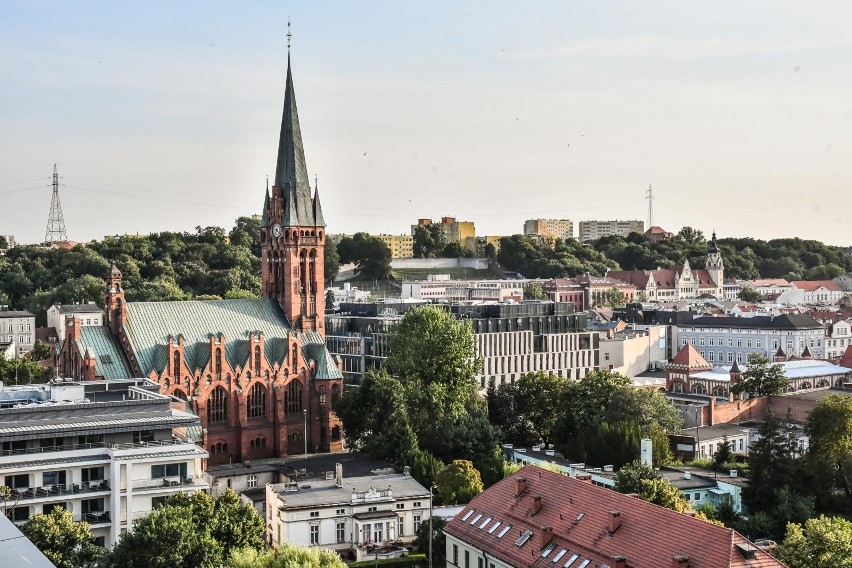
[
  {"x1": 227, "y1": 544, "x2": 347, "y2": 568},
  {"x1": 523, "y1": 282, "x2": 544, "y2": 300},
  {"x1": 324, "y1": 239, "x2": 340, "y2": 282},
  {"x1": 325, "y1": 289, "x2": 336, "y2": 311},
  {"x1": 29, "y1": 339, "x2": 54, "y2": 361},
  {"x1": 0, "y1": 235, "x2": 8, "y2": 249},
  {"x1": 806, "y1": 394, "x2": 852, "y2": 505},
  {"x1": 415, "y1": 516, "x2": 447, "y2": 567},
  {"x1": 435, "y1": 460, "x2": 484, "y2": 505},
  {"x1": 711, "y1": 436, "x2": 735, "y2": 471},
  {"x1": 413, "y1": 224, "x2": 446, "y2": 258},
  {"x1": 738, "y1": 287, "x2": 761, "y2": 303},
  {"x1": 676, "y1": 227, "x2": 705, "y2": 246},
  {"x1": 20, "y1": 508, "x2": 104, "y2": 568},
  {"x1": 639, "y1": 477, "x2": 691, "y2": 513},
  {"x1": 486, "y1": 383, "x2": 539, "y2": 447},
  {"x1": 730, "y1": 353, "x2": 788, "y2": 397},
  {"x1": 614, "y1": 460, "x2": 659, "y2": 494},
  {"x1": 604, "y1": 387, "x2": 683, "y2": 434},
  {"x1": 596, "y1": 287, "x2": 627, "y2": 308},
  {"x1": 515, "y1": 371, "x2": 568, "y2": 447},
  {"x1": 483, "y1": 242, "x2": 497, "y2": 260},
  {"x1": 778, "y1": 515, "x2": 852, "y2": 568}
]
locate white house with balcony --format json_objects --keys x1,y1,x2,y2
[
  {"x1": 0, "y1": 378, "x2": 208, "y2": 548},
  {"x1": 265, "y1": 465, "x2": 431, "y2": 560}
]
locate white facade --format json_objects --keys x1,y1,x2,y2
[
  {"x1": 46, "y1": 303, "x2": 103, "y2": 342},
  {"x1": 578, "y1": 220, "x2": 644, "y2": 242},
  {"x1": 826, "y1": 319, "x2": 852, "y2": 359},
  {"x1": 402, "y1": 279, "x2": 531, "y2": 301},
  {"x1": 266, "y1": 471, "x2": 431, "y2": 558},
  {"x1": 0, "y1": 311, "x2": 35, "y2": 358},
  {"x1": 599, "y1": 326, "x2": 667, "y2": 377}
]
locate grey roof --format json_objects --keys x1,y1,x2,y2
[
  {"x1": 273, "y1": 56, "x2": 325, "y2": 228},
  {"x1": 300, "y1": 331, "x2": 343, "y2": 379},
  {"x1": 77, "y1": 326, "x2": 132, "y2": 380},
  {"x1": 0, "y1": 515, "x2": 57, "y2": 568},
  {"x1": 0, "y1": 454, "x2": 110, "y2": 471},
  {"x1": 684, "y1": 314, "x2": 823, "y2": 330},
  {"x1": 123, "y1": 299, "x2": 294, "y2": 374},
  {"x1": 0, "y1": 311, "x2": 34, "y2": 318},
  {"x1": 0, "y1": 411, "x2": 199, "y2": 440},
  {"x1": 57, "y1": 304, "x2": 102, "y2": 314},
  {"x1": 271, "y1": 473, "x2": 430, "y2": 509},
  {"x1": 679, "y1": 424, "x2": 753, "y2": 441}
]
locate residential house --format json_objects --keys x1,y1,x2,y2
[
  {"x1": 46, "y1": 302, "x2": 103, "y2": 342},
  {"x1": 0, "y1": 310, "x2": 35, "y2": 359}
]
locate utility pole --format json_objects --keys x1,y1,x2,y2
[
  {"x1": 303, "y1": 408, "x2": 308, "y2": 454},
  {"x1": 645, "y1": 184, "x2": 654, "y2": 230},
  {"x1": 44, "y1": 164, "x2": 68, "y2": 244},
  {"x1": 428, "y1": 484, "x2": 435, "y2": 568}
]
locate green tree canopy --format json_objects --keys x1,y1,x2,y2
[
  {"x1": 412, "y1": 224, "x2": 447, "y2": 259},
  {"x1": 731, "y1": 353, "x2": 788, "y2": 397},
  {"x1": 639, "y1": 477, "x2": 691, "y2": 513},
  {"x1": 414, "y1": 516, "x2": 447, "y2": 567},
  {"x1": 738, "y1": 287, "x2": 761, "y2": 303},
  {"x1": 613, "y1": 460, "x2": 659, "y2": 494},
  {"x1": 779, "y1": 515, "x2": 852, "y2": 568},
  {"x1": 21, "y1": 508, "x2": 104, "y2": 568},
  {"x1": 435, "y1": 460, "x2": 484, "y2": 505},
  {"x1": 227, "y1": 544, "x2": 347, "y2": 568},
  {"x1": 806, "y1": 394, "x2": 852, "y2": 505},
  {"x1": 523, "y1": 282, "x2": 544, "y2": 300},
  {"x1": 515, "y1": 371, "x2": 569, "y2": 447}
]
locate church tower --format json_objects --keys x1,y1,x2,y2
[
  {"x1": 260, "y1": 52, "x2": 327, "y2": 332},
  {"x1": 706, "y1": 231, "x2": 724, "y2": 292}
]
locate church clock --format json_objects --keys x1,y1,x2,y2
[{"x1": 272, "y1": 223, "x2": 282, "y2": 238}]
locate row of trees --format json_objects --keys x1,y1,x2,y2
[
  {"x1": 334, "y1": 305, "x2": 503, "y2": 501},
  {"x1": 487, "y1": 369, "x2": 682, "y2": 468}
]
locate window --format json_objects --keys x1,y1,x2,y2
[
  {"x1": 310, "y1": 511, "x2": 320, "y2": 518},
  {"x1": 728, "y1": 352, "x2": 734, "y2": 363},
  {"x1": 708, "y1": 352, "x2": 714, "y2": 362},
  {"x1": 397, "y1": 516, "x2": 404, "y2": 537},
  {"x1": 337, "y1": 521, "x2": 346, "y2": 543},
  {"x1": 285, "y1": 380, "x2": 303, "y2": 414},
  {"x1": 368, "y1": 506, "x2": 377, "y2": 512},
  {"x1": 699, "y1": 337, "x2": 705, "y2": 346},
  {"x1": 247, "y1": 475, "x2": 257, "y2": 489},
  {"x1": 373, "y1": 523, "x2": 383, "y2": 543},
  {"x1": 478, "y1": 558, "x2": 484, "y2": 568},
  {"x1": 414, "y1": 515, "x2": 422, "y2": 532},
  {"x1": 152, "y1": 496, "x2": 168, "y2": 509},
  {"x1": 133, "y1": 430, "x2": 155, "y2": 443},
  {"x1": 310, "y1": 525, "x2": 319, "y2": 545},
  {"x1": 756, "y1": 339, "x2": 762, "y2": 348},
  {"x1": 694, "y1": 493, "x2": 700, "y2": 501},
  {"x1": 336, "y1": 508, "x2": 346, "y2": 515},
  {"x1": 255, "y1": 345, "x2": 262, "y2": 371},
  {"x1": 453, "y1": 544, "x2": 458, "y2": 566},
  {"x1": 42, "y1": 470, "x2": 66, "y2": 487},
  {"x1": 42, "y1": 502, "x2": 66, "y2": 515},
  {"x1": 746, "y1": 339, "x2": 752, "y2": 348},
  {"x1": 81, "y1": 498, "x2": 104, "y2": 514},
  {"x1": 207, "y1": 387, "x2": 228, "y2": 424},
  {"x1": 151, "y1": 463, "x2": 187, "y2": 479},
  {"x1": 396, "y1": 503, "x2": 404, "y2": 509},
  {"x1": 6, "y1": 506, "x2": 29, "y2": 522},
  {"x1": 4, "y1": 474, "x2": 28, "y2": 490},
  {"x1": 413, "y1": 501, "x2": 422, "y2": 507},
  {"x1": 465, "y1": 550, "x2": 470, "y2": 568},
  {"x1": 247, "y1": 382, "x2": 267, "y2": 419}
]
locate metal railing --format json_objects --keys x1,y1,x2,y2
[
  {"x1": 109, "y1": 438, "x2": 195, "y2": 451},
  {"x1": 1, "y1": 442, "x2": 107, "y2": 457},
  {"x1": 10, "y1": 481, "x2": 110, "y2": 501},
  {"x1": 80, "y1": 511, "x2": 111, "y2": 524},
  {"x1": 131, "y1": 476, "x2": 207, "y2": 490}
]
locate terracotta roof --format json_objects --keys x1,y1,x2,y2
[
  {"x1": 792, "y1": 280, "x2": 842, "y2": 292},
  {"x1": 444, "y1": 466, "x2": 784, "y2": 568},
  {"x1": 839, "y1": 346, "x2": 852, "y2": 369},
  {"x1": 749, "y1": 279, "x2": 790, "y2": 287},
  {"x1": 668, "y1": 344, "x2": 714, "y2": 372}
]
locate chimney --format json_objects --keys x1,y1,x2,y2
[
  {"x1": 672, "y1": 555, "x2": 690, "y2": 568},
  {"x1": 609, "y1": 511, "x2": 622, "y2": 533},
  {"x1": 612, "y1": 556, "x2": 627, "y2": 568},
  {"x1": 530, "y1": 495, "x2": 543, "y2": 516},
  {"x1": 335, "y1": 463, "x2": 343, "y2": 488},
  {"x1": 515, "y1": 477, "x2": 527, "y2": 497},
  {"x1": 538, "y1": 526, "x2": 553, "y2": 549}
]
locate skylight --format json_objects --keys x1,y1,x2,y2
[
  {"x1": 478, "y1": 516, "x2": 492, "y2": 529},
  {"x1": 552, "y1": 549, "x2": 567, "y2": 563},
  {"x1": 461, "y1": 510, "x2": 475, "y2": 522},
  {"x1": 470, "y1": 514, "x2": 483, "y2": 525},
  {"x1": 515, "y1": 531, "x2": 533, "y2": 547},
  {"x1": 564, "y1": 554, "x2": 580, "y2": 567},
  {"x1": 497, "y1": 525, "x2": 512, "y2": 538},
  {"x1": 540, "y1": 543, "x2": 556, "y2": 558},
  {"x1": 577, "y1": 561, "x2": 591, "y2": 568},
  {"x1": 487, "y1": 521, "x2": 501, "y2": 534}
]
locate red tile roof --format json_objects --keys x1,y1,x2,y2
[
  {"x1": 444, "y1": 467, "x2": 784, "y2": 568},
  {"x1": 839, "y1": 345, "x2": 852, "y2": 369},
  {"x1": 667, "y1": 344, "x2": 714, "y2": 372},
  {"x1": 792, "y1": 280, "x2": 842, "y2": 292}
]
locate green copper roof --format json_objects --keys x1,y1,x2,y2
[
  {"x1": 77, "y1": 326, "x2": 133, "y2": 380},
  {"x1": 124, "y1": 299, "x2": 294, "y2": 375},
  {"x1": 299, "y1": 331, "x2": 343, "y2": 380}
]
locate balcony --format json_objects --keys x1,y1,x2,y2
[
  {"x1": 80, "y1": 511, "x2": 111, "y2": 524},
  {"x1": 108, "y1": 438, "x2": 196, "y2": 451},
  {"x1": 131, "y1": 475, "x2": 208, "y2": 492},
  {"x1": 10, "y1": 480, "x2": 110, "y2": 502},
  {"x1": 1, "y1": 441, "x2": 107, "y2": 457}
]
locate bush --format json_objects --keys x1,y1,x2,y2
[{"x1": 349, "y1": 553, "x2": 427, "y2": 568}]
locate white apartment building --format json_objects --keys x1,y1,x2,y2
[
  {"x1": 599, "y1": 325, "x2": 667, "y2": 377},
  {"x1": 266, "y1": 466, "x2": 431, "y2": 560},
  {"x1": 826, "y1": 319, "x2": 852, "y2": 359},
  {"x1": 0, "y1": 379, "x2": 208, "y2": 548},
  {"x1": 578, "y1": 219, "x2": 644, "y2": 242},
  {"x1": 46, "y1": 303, "x2": 103, "y2": 342},
  {"x1": 0, "y1": 310, "x2": 35, "y2": 359},
  {"x1": 523, "y1": 219, "x2": 574, "y2": 240},
  {"x1": 777, "y1": 280, "x2": 846, "y2": 305},
  {"x1": 401, "y1": 278, "x2": 532, "y2": 301},
  {"x1": 677, "y1": 314, "x2": 826, "y2": 363}
]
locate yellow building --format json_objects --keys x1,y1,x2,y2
[
  {"x1": 524, "y1": 218, "x2": 574, "y2": 240},
  {"x1": 376, "y1": 234, "x2": 414, "y2": 259},
  {"x1": 412, "y1": 216, "x2": 476, "y2": 252}
]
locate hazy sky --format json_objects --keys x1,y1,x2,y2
[{"x1": 2, "y1": 1, "x2": 852, "y2": 245}]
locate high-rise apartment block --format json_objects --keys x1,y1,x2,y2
[
  {"x1": 524, "y1": 219, "x2": 574, "y2": 240},
  {"x1": 578, "y1": 220, "x2": 644, "y2": 242}
]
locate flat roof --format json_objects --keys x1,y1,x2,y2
[
  {"x1": 271, "y1": 473, "x2": 430, "y2": 509},
  {"x1": 679, "y1": 424, "x2": 754, "y2": 440}
]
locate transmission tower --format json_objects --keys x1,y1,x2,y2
[
  {"x1": 645, "y1": 184, "x2": 654, "y2": 229},
  {"x1": 44, "y1": 164, "x2": 68, "y2": 243}
]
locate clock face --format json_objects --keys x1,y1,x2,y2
[{"x1": 272, "y1": 223, "x2": 282, "y2": 238}]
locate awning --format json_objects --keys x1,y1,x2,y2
[{"x1": 352, "y1": 511, "x2": 400, "y2": 521}]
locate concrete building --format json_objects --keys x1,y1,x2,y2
[
  {"x1": 265, "y1": 466, "x2": 430, "y2": 560},
  {"x1": 401, "y1": 277, "x2": 530, "y2": 302},
  {"x1": 0, "y1": 379, "x2": 208, "y2": 548},
  {"x1": 524, "y1": 219, "x2": 574, "y2": 240},
  {"x1": 375, "y1": 234, "x2": 414, "y2": 259},
  {"x1": 599, "y1": 325, "x2": 667, "y2": 377},
  {"x1": 578, "y1": 220, "x2": 643, "y2": 242},
  {"x1": 0, "y1": 310, "x2": 35, "y2": 359},
  {"x1": 677, "y1": 313, "x2": 826, "y2": 363},
  {"x1": 46, "y1": 303, "x2": 103, "y2": 342},
  {"x1": 444, "y1": 466, "x2": 782, "y2": 568}
]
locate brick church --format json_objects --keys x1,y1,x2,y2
[{"x1": 59, "y1": 52, "x2": 344, "y2": 464}]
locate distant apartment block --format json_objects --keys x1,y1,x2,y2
[
  {"x1": 0, "y1": 379, "x2": 208, "y2": 548},
  {"x1": 376, "y1": 234, "x2": 414, "y2": 259},
  {"x1": 412, "y1": 217, "x2": 476, "y2": 251},
  {"x1": 523, "y1": 219, "x2": 574, "y2": 240},
  {"x1": 0, "y1": 310, "x2": 35, "y2": 359},
  {"x1": 578, "y1": 219, "x2": 644, "y2": 242}
]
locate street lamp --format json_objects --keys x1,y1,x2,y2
[
  {"x1": 428, "y1": 484, "x2": 435, "y2": 568},
  {"x1": 303, "y1": 408, "x2": 308, "y2": 455}
]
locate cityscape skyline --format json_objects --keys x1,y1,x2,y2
[{"x1": 3, "y1": 2, "x2": 852, "y2": 245}]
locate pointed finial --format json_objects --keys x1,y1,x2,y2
[
  {"x1": 287, "y1": 18, "x2": 292, "y2": 53},
  {"x1": 266, "y1": 175, "x2": 269, "y2": 191},
  {"x1": 314, "y1": 174, "x2": 318, "y2": 190}
]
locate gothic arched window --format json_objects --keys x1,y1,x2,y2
[
  {"x1": 173, "y1": 350, "x2": 181, "y2": 375},
  {"x1": 247, "y1": 382, "x2": 267, "y2": 419},
  {"x1": 255, "y1": 345, "x2": 262, "y2": 371},
  {"x1": 331, "y1": 383, "x2": 340, "y2": 404},
  {"x1": 207, "y1": 386, "x2": 228, "y2": 424},
  {"x1": 215, "y1": 347, "x2": 222, "y2": 378},
  {"x1": 285, "y1": 380, "x2": 303, "y2": 414}
]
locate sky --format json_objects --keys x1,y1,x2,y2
[{"x1": 2, "y1": 1, "x2": 852, "y2": 245}]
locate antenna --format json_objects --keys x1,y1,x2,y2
[
  {"x1": 44, "y1": 164, "x2": 68, "y2": 243},
  {"x1": 645, "y1": 184, "x2": 654, "y2": 229}
]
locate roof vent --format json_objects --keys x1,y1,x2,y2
[
  {"x1": 684, "y1": 472, "x2": 692, "y2": 480},
  {"x1": 672, "y1": 555, "x2": 690, "y2": 567},
  {"x1": 735, "y1": 543, "x2": 757, "y2": 560}
]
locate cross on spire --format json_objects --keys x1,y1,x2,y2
[{"x1": 287, "y1": 19, "x2": 292, "y2": 53}]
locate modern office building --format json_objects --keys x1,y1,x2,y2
[{"x1": 0, "y1": 379, "x2": 208, "y2": 548}]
